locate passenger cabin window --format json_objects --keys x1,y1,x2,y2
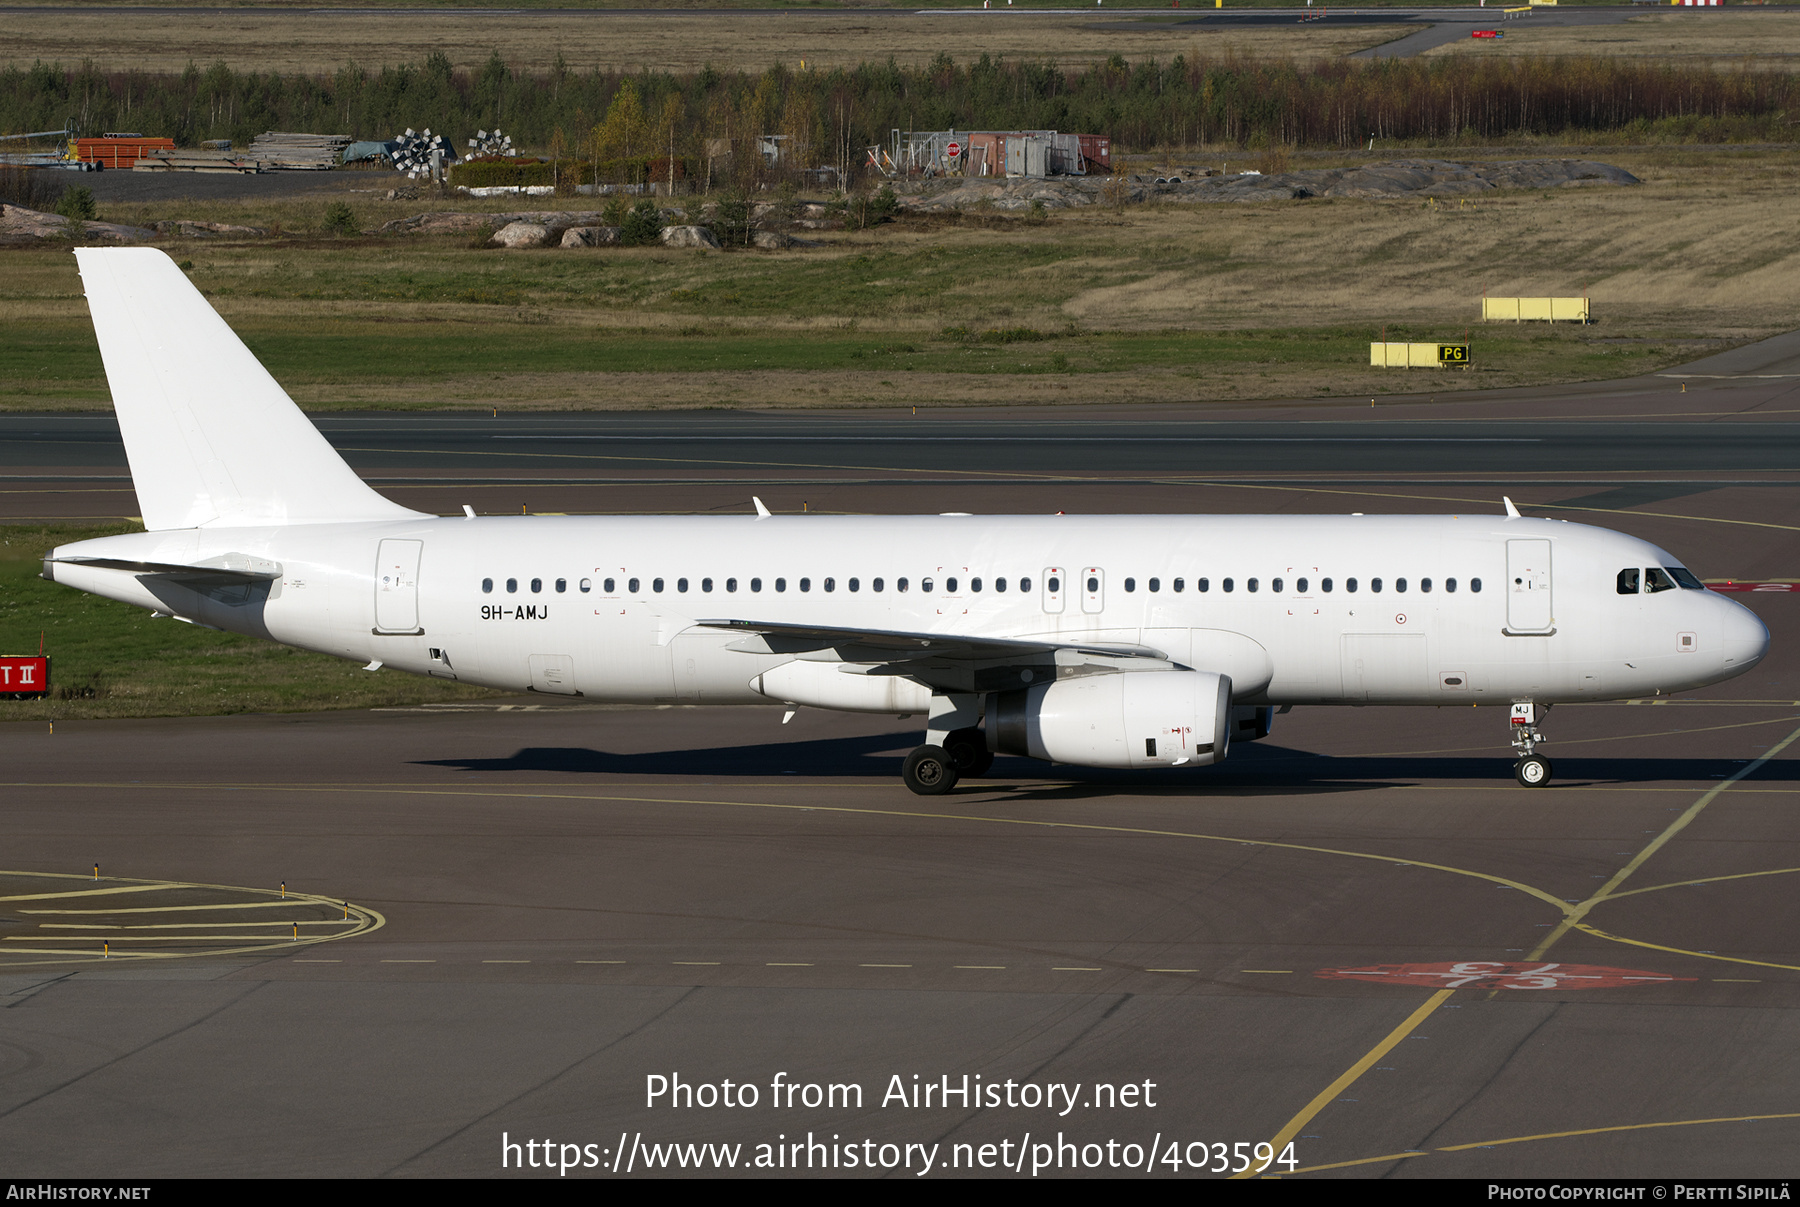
[
  {"x1": 726, "y1": 578, "x2": 738, "y2": 593},
  {"x1": 1019, "y1": 577, "x2": 1032, "y2": 593},
  {"x1": 945, "y1": 577, "x2": 958, "y2": 593},
  {"x1": 677, "y1": 578, "x2": 689, "y2": 593},
  {"x1": 1247, "y1": 578, "x2": 1259, "y2": 593},
  {"x1": 1445, "y1": 578, "x2": 1456, "y2": 593},
  {"x1": 1471, "y1": 578, "x2": 1483, "y2": 593},
  {"x1": 751, "y1": 578, "x2": 762, "y2": 592},
  {"x1": 1149, "y1": 578, "x2": 1160, "y2": 593},
  {"x1": 602, "y1": 577, "x2": 615, "y2": 594},
  {"x1": 1321, "y1": 578, "x2": 1333, "y2": 592},
  {"x1": 1271, "y1": 577, "x2": 1283, "y2": 593},
  {"x1": 994, "y1": 578, "x2": 1006, "y2": 593},
  {"x1": 776, "y1": 578, "x2": 786, "y2": 592},
  {"x1": 1124, "y1": 577, "x2": 1136, "y2": 593},
  {"x1": 1346, "y1": 578, "x2": 1358, "y2": 593},
  {"x1": 800, "y1": 578, "x2": 812, "y2": 592},
  {"x1": 702, "y1": 578, "x2": 713, "y2": 592},
  {"x1": 1045, "y1": 576, "x2": 1058, "y2": 593},
  {"x1": 923, "y1": 578, "x2": 935, "y2": 593},
  {"x1": 507, "y1": 578, "x2": 518, "y2": 594},
  {"x1": 482, "y1": 578, "x2": 494, "y2": 594},
  {"x1": 1173, "y1": 578, "x2": 1185, "y2": 593},
  {"x1": 849, "y1": 578, "x2": 860, "y2": 592},
  {"x1": 531, "y1": 578, "x2": 543, "y2": 594},
  {"x1": 653, "y1": 578, "x2": 664, "y2": 593},
  {"x1": 1645, "y1": 568, "x2": 1677, "y2": 593},
  {"x1": 555, "y1": 578, "x2": 567, "y2": 593},
  {"x1": 628, "y1": 577, "x2": 640, "y2": 594},
  {"x1": 579, "y1": 578, "x2": 591, "y2": 593},
  {"x1": 1420, "y1": 578, "x2": 1431, "y2": 594},
  {"x1": 873, "y1": 578, "x2": 884, "y2": 592},
  {"x1": 823, "y1": 577, "x2": 835, "y2": 592},
  {"x1": 1617, "y1": 568, "x2": 1640, "y2": 595},
  {"x1": 970, "y1": 577, "x2": 981, "y2": 593},
  {"x1": 1395, "y1": 578, "x2": 1407, "y2": 593},
  {"x1": 1371, "y1": 578, "x2": 1383, "y2": 593},
  {"x1": 1197, "y1": 577, "x2": 1210, "y2": 593},
  {"x1": 1223, "y1": 578, "x2": 1235, "y2": 593},
  {"x1": 898, "y1": 578, "x2": 910, "y2": 592}
]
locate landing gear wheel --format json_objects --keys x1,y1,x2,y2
[
  {"x1": 903, "y1": 745, "x2": 960, "y2": 796},
  {"x1": 1515, "y1": 755, "x2": 1552, "y2": 788},
  {"x1": 942, "y1": 727, "x2": 993, "y2": 778}
]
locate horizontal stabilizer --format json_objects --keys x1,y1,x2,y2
[
  {"x1": 74, "y1": 248, "x2": 428, "y2": 530},
  {"x1": 49, "y1": 553, "x2": 282, "y2": 581}
]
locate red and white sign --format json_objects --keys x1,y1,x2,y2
[
  {"x1": 945, "y1": 141, "x2": 962, "y2": 160},
  {"x1": 1708, "y1": 581, "x2": 1797, "y2": 593},
  {"x1": 1471, "y1": 29, "x2": 1502, "y2": 38},
  {"x1": 0, "y1": 656, "x2": 49, "y2": 697},
  {"x1": 1316, "y1": 961, "x2": 1696, "y2": 991}
]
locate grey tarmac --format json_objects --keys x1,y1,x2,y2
[{"x1": 2, "y1": 337, "x2": 1800, "y2": 1178}]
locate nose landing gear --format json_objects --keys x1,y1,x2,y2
[{"x1": 1511, "y1": 701, "x2": 1552, "y2": 787}]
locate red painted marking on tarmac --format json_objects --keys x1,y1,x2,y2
[
  {"x1": 1314, "y1": 961, "x2": 1697, "y2": 990},
  {"x1": 1707, "y1": 582, "x2": 1799, "y2": 593}
]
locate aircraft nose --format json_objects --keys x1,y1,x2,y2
[{"x1": 1720, "y1": 599, "x2": 1770, "y2": 673}]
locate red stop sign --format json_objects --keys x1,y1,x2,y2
[{"x1": 946, "y1": 142, "x2": 962, "y2": 159}]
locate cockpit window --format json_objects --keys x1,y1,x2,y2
[
  {"x1": 1644, "y1": 567, "x2": 1677, "y2": 593},
  {"x1": 1617, "y1": 568, "x2": 1640, "y2": 595},
  {"x1": 1667, "y1": 566, "x2": 1705, "y2": 591}
]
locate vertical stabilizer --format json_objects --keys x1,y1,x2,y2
[{"x1": 74, "y1": 247, "x2": 428, "y2": 530}]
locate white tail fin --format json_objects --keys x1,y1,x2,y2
[{"x1": 75, "y1": 247, "x2": 427, "y2": 531}]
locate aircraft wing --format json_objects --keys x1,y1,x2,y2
[{"x1": 696, "y1": 618, "x2": 1175, "y2": 694}]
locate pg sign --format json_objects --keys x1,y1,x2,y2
[
  {"x1": 0, "y1": 656, "x2": 49, "y2": 698},
  {"x1": 1438, "y1": 344, "x2": 1470, "y2": 364}
]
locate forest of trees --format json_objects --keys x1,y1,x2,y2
[{"x1": 3, "y1": 50, "x2": 1793, "y2": 179}]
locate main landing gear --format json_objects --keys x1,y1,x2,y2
[
  {"x1": 902, "y1": 728, "x2": 993, "y2": 796},
  {"x1": 1511, "y1": 701, "x2": 1553, "y2": 788},
  {"x1": 902, "y1": 697, "x2": 993, "y2": 796}
]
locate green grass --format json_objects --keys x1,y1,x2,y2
[
  {"x1": 0, "y1": 317, "x2": 1692, "y2": 408},
  {"x1": 0, "y1": 524, "x2": 505, "y2": 720}
]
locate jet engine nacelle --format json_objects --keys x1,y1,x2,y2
[{"x1": 989, "y1": 670, "x2": 1233, "y2": 770}]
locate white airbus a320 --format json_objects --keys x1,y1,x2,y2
[{"x1": 44, "y1": 249, "x2": 1769, "y2": 793}]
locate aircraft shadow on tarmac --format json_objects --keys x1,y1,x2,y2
[{"x1": 416, "y1": 736, "x2": 1793, "y2": 796}]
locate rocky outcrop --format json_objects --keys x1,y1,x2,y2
[
  {"x1": 0, "y1": 204, "x2": 155, "y2": 245},
  {"x1": 491, "y1": 221, "x2": 550, "y2": 248},
  {"x1": 897, "y1": 158, "x2": 1640, "y2": 212},
  {"x1": 378, "y1": 210, "x2": 606, "y2": 237},
  {"x1": 151, "y1": 219, "x2": 267, "y2": 238},
  {"x1": 659, "y1": 224, "x2": 721, "y2": 249},
  {"x1": 561, "y1": 225, "x2": 621, "y2": 247}
]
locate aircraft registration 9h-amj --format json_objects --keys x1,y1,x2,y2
[{"x1": 46, "y1": 249, "x2": 1770, "y2": 793}]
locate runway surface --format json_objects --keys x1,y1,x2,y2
[{"x1": 4, "y1": 342, "x2": 1800, "y2": 1179}]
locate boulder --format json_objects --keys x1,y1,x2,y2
[
  {"x1": 491, "y1": 221, "x2": 550, "y2": 248},
  {"x1": 659, "y1": 224, "x2": 721, "y2": 249},
  {"x1": 561, "y1": 225, "x2": 621, "y2": 248}
]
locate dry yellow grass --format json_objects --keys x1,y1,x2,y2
[
  {"x1": 1426, "y1": 11, "x2": 1800, "y2": 71},
  {"x1": 6, "y1": 148, "x2": 1796, "y2": 410},
  {"x1": 0, "y1": 10, "x2": 1396, "y2": 76}
]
